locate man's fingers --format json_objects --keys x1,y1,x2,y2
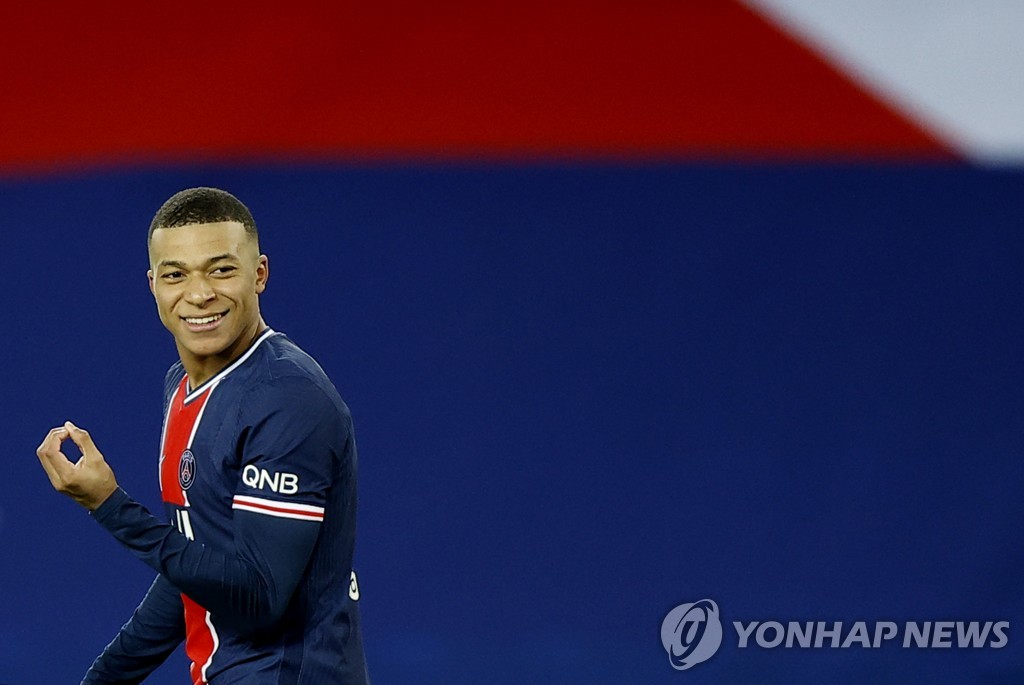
[
  {"x1": 35, "y1": 425, "x2": 65, "y2": 454},
  {"x1": 36, "y1": 422, "x2": 117, "y2": 509},
  {"x1": 64, "y1": 421, "x2": 98, "y2": 460},
  {"x1": 35, "y1": 426, "x2": 69, "y2": 462},
  {"x1": 36, "y1": 426, "x2": 74, "y2": 487}
]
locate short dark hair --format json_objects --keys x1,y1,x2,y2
[{"x1": 149, "y1": 187, "x2": 259, "y2": 245}]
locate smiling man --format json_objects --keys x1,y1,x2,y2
[
  {"x1": 35, "y1": 187, "x2": 369, "y2": 685},
  {"x1": 151, "y1": 217, "x2": 269, "y2": 384}
]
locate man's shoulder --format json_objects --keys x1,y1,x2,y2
[
  {"x1": 259, "y1": 333, "x2": 335, "y2": 388},
  {"x1": 246, "y1": 333, "x2": 350, "y2": 419}
]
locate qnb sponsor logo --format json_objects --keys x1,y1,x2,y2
[
  {"x1": 734, "y1": 620, "x2": 1010, "y2": 649},
  {"x1": 660, "y1": 599, "x2": 723, "y2": 671},
  {"x1": 242, "y1": 464, "x2": 299, "y2": 495}
]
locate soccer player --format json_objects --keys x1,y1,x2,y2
[{"x1": 35, "y1": 188, "x2": 370, "y2": 684}]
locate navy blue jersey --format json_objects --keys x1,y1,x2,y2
[{"x1": 83, "y1": 329, "x2": 369, "y2": 684}]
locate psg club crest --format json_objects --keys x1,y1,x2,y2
[{"x1": 179, "y1": 450, "x2": 197, "y2": 490}]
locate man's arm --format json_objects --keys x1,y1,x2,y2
[
  {"x1": 37, "y1": 382, "x2": 344, "y2": 633},
  {"x1": 82, "y1": 574, "x2": 184, "y2": 685},
  {"x1": 90, "y1": 489, "x2": 321, "y2": 632}
]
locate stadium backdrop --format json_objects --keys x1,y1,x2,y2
[{"x1": 1, "y1": 3, "x2": 1021, "y2": 684}]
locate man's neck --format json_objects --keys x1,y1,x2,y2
[{"x1": 180, "y1": 317, "x2": 268, "y2": 389}]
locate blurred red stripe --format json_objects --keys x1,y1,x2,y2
[{"x1": 0, "y1": 1, "x2": 954, "y2": 171}]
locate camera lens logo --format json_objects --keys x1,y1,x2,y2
[{"x1": 660, "y1": 599, "x2": 723, "y2": 671}]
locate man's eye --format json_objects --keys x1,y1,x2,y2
[
  {"x1": 213, "y1": 266, "x2": 236, "y2": 275},
  {"x1": 162, "y1": 271, "x2": 184, "y2": 280}
]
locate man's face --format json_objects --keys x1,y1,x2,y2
[{"x1": 147, "y1": 221, "x2": 268, "y2": 363}]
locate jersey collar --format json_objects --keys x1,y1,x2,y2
[{"x1": 184, "y1": 327, "x2": 277, "y2": 402}]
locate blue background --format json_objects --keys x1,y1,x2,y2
[{"x1": 1, "y1": 163, "x2": 1022, "y2": 683}]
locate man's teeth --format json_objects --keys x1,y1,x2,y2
[{"x1": 185, "y1": 314, "x2": 223, "y2": 325}]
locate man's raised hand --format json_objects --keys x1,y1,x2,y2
[{"x1": 36, "y1": 421, "x2": 118, "y2": 511}]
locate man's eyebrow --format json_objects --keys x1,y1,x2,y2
[{"x1": 157, "y1": 254, "x2": 239, "y2": 269}]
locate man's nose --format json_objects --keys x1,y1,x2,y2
[{"x1": 185, "y1": 280, "x2": 215, "y2": 306}]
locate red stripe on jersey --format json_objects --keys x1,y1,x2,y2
[
  {"x1": 184, "y1": 595, "x2": 218, "y2": 685},
  {"x1": 232, "y1": 495, "x2": 325, "y2": 521},
  {"x1": 160, "y1": 377, "x2": 212, "y2": 506},
  {"x1": 160, "y1": 376, "x2": 219, "y2": 681}
]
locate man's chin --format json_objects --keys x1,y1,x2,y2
[{"x1": 176, "y1": 335, "x2": 230, "y2": 359}]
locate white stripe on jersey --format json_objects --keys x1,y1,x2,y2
[
  {"x1": 232, "y1": 495, "x2": 325, "y2": 522},
  {"x1": 184, "y1": 328, "x2": 278, "y2": 403},
  {"x1": 186, "y1": 379, "x2": 220, "y2": 449},
  {"x1": 200, "y1": 609, "x2": 220, "y2": 683},
  {"x1": 157, "y1": 383, "x2": 181, "y2": 493}
]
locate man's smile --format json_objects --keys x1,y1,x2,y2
[{"x1": 181, "y1": 311, "x2": 228, "y2": 331}]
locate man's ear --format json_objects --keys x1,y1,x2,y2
[
  {"x1": 147, "y1": 269, "x2": 155, "y2": 295},
  {"x1": 255, "y1": 255, "x2": 269, "y2": 294}
]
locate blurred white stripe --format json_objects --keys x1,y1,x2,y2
[{"x1": 744, "y1": 0, "x2": 1024, "y2": 163}]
